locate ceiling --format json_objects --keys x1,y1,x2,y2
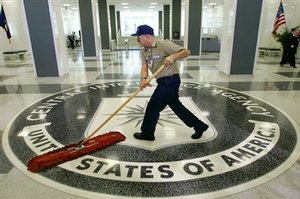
[
  {"x1": 61, "y1": 0, "x2": 224, "y2": 12},
  {"x1": 108, "y1": 0, "x2": 168, "y2": 11}
]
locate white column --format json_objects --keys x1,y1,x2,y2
[
  {"x1": 23, "y1": 0, "x2": 68, "y2": 77},
  {"x1": 219, "y1": 0, "x2": 237, "y2": 75},
  {"x1": 92, "y1": 0, "x2": 100, "y2": 56},
  {"x1": 49, "y1": 0, "x2": 68, "y2": 76}
]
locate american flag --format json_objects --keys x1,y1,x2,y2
[{"x1": 272, "y1": 1, "x2": 286, "y2": 34}]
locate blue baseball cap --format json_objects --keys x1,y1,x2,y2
[{"x1": 131, "y1": 25, "x2": 154, "y2": 36}]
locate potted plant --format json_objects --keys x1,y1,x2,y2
[{"x1": 273, "y1": 26, "x2": 300, "y2": 47}]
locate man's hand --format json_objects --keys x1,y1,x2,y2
[
  {"x1": 164, "y1": 49, "x2": 191, "y2": 66},
  {"x1": 139, "y1": 79, "x2": 152, "y2": 89},
  {"x1": 164, "y1": 54, "x2": 176, "y2": 66}
]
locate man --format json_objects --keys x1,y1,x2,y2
[
  {"x1": 131, "y1": 24, "x2": 209, "y2": 141},
  {"x1": 280, "y1": 28, "x2": 300, "y2": 68}
]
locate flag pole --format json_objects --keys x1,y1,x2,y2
[{"x1": 281, "y1": 0, "x2": 288, "y2": 31}]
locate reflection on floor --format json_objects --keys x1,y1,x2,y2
[{"x1": 0, "y1": 49, "x2": 300, "y2": 199}]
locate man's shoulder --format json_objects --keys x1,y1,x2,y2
[{"x1": 156, "y1": 39, "x2": 177, "y2": 47}]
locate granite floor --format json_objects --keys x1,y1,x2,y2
[{"x1": 0, "y1": 48, "x2": 299, "y2": 199}]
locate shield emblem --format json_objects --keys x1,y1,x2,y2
[{"x1": 84, "y1": 97, "x2": 217, "y2": 151}]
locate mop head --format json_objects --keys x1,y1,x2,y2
[{"x1": 27, "y1": 131, "x2": 126, "y2": 173}]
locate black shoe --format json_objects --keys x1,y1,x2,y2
[
  {"x1": 192, "y1": 124, "x2": 209, "y2": 139},
  {"x1": 280, "y1": 63, "x2": 284, "y2": 67},
  {"x1": 134, "y1": 132, "x2": 155, "y2": 141},
  {"x1": 292, "y1": 66, "x2": 297, "y2": 68}
]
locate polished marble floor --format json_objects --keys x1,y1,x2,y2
[{"x1": 0, "y1": 48, "x2": 300, "y2": 199}]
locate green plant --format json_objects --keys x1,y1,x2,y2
[{"x1": 273, "y1": 26, "x2": 300, "y2": 47}]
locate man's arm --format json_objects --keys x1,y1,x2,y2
[
  {"x1": 164, "y1": 48, "x2": 191, "y2": 66},
  {"x1": 139, "y1": 63, "x2": 150, "y2": 89},
  {"x1": 140, "y1": 63, "x2": 148, "y2": 79}
]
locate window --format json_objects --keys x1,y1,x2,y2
[{"x1": 120, "y1": 11, "x2": 159, "y2": 36}]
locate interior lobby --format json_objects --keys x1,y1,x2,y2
[{"x1": 0, "y1": 0, "x2": 300, "y2": 199}]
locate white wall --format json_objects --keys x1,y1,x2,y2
[
  {"x1": 61, "y1": 3, "x2": 80, "y2": 35},
  {"x1": 1, "y1": 0, "x2": 299, "y2": 58},
  {"x1": 0, "y1": 0, "x2": 31, "y2": 53},
  {"x1": 258, "y1": 0, "x2": 300, "y2": 57},
  {"x1": 0, "y1": 0, "x2": 80, "y2": 54},
  {"x1": 202, "y1": 4, "x2": 223, "y2": 38}
]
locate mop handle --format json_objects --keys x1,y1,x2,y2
[{"x1": 78, "y1": 64, "x2": 165, "y2": 146}]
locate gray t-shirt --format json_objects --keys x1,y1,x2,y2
[{"x1": 141, "y1": 38, "x2": 184, "y2": 79}]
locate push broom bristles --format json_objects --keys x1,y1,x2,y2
[
  {"x1": 27, "y1": 65, "x2": 165, "y2": 173},
  {"x1": 27, "y1": 131, "x2": 126, "y2": 173}
]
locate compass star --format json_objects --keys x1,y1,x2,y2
[{"x1": 115, "y1": 101, "x2": 180, "y2": 127}]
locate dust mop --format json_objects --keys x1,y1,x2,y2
[{"x1": 27, "y1": 65, "x2": 165, "y2": 172}]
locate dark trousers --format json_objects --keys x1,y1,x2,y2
[
  {"x1": 280, "y1": 48, "x2": 289, "y2": 64},
  {"x1": 288, "y1": 53, "x2": 296, "y2": 66},
  {"x1": 141, "y1": 75, "x2": 206, "y2": 136},
  {"x1": 281, "y1": 48, "x2": 296, "y2": 66}
]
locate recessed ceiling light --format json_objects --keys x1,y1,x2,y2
[
  {"x1": 121, "y1": 3, "x2": 128, "y2": 5},
  {"x1": 150, "y1": 2, "x2": 158, "y2": 5}
]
